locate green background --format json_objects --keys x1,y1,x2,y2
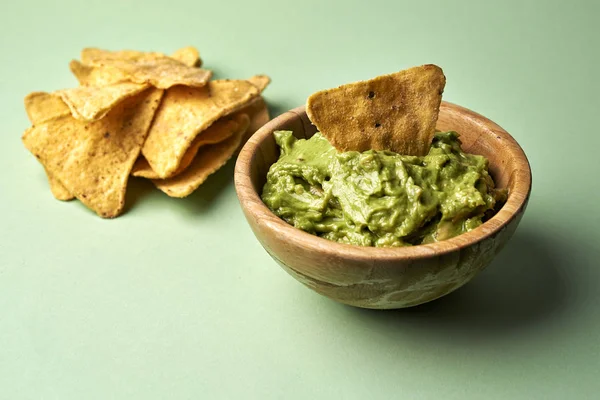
[{"x1": 1, "y1": 0, "x2": 599, "y2": 398}]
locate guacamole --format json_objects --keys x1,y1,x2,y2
[{"x1": 261, "y1": 131, "x2": 506, "y2": 247}]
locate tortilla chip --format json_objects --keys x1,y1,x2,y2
[
  {"x1": 152, "y1": 114, "x2": 250, "y2": 197},
  {"x1": 25, "y1": 92, "x2": 71, "y2": 123},
  {"x1": 247, "y1": 75, "x2": 270, "y2": 92},
  {"x1": 141, "y1": 79, "x2": 260, "y2": 178},
  {"x1": 306, "y1": 64, "x2": 446, "y2": 156},
  {"x1": 171, "y1": 46, "x2": 202, "y2": 67},
  {"x1": 22, "y1": 88, "x2": 163, "y2": 218},
  {"x1": 80, "y1": 48, "x2": 212, "y2": 89},
  {"x1": 69, "y1": 60, "x2": 130, "y2": 87},
  {"x1": 70, "y1": 47, "x2": 201, "y2": 86},
  {"x1": 24, "y1": 92, "x2": 74, "y2": 201},
  {"x1": 82, "y1": 48, "x2": 165, "y2": 63},
  {"x1": 44, "y1": 174, "x2": 73, "y2": 201},
  {"x1": 131, "y1": 116, "x2": 241, "y2": 179},
  {"x1": 55, "y1": 82, "x2": 150, "y2": 121}
]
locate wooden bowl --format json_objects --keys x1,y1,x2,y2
[{"x1": 234, "y1": 102, "x2": 531, "y2": 309}]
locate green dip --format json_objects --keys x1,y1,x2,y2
[{"x1": 261, "y1": 131, "x2": 506, "y2": 247}]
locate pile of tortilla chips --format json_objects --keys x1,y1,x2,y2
[{"x1": 22, "y1": 47, "x2": 270, "y2": 218}]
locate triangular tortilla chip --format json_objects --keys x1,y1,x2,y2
[
  {"x1": 55, "y1": 81, "x2": 150, "y2": 121},
  {"x1": 132, "y1": 97, "x2": 267, "y2": 179},
  {"x1": 69, "y1": 60, "x2": 130, "y2": 87},
  {"x1": 25, "y1": 92, "x2": 71, "y2": 123},
  {"x1": 69, "y1": 47, "x2": 201, "y2": 86},
  {"x1": 141, "y1": 79, "x2": 260, "y2": 178},
  {"x1": 170, "y1": 46, "x2": 202, "y2": 67},
  {"x1": 82, "y1": 48, "x2": 166, "y2": 63},
  {"x1": 24, "y1": 92, "x2": 74, "y2": 201},
  {"x1": 67, "y1": 48, "x2": 203, "y2": 116},
  {"x1": 43, "y1": 173, "x2": 72, "y2": 201},
  {"x1": 131, "y1": 116, "x2": 240, "y2": 179},
  {"x1": 22, "y1": 88, "x2": 164, "y2": 218},
  {"x1": 42, "y1": 173, "x2": 72, "y2": 201},
  {"x1": 80, "y1": 48, "x2": 212, "y2": 89},
  {"x1": 306, "y1": 64, "x2": 446, "y2": 155},
  {"x1": 247, "y1": 75, "x2": 270, "y2": 92},
  {"x1": 152, "y1": 114, "x2": 250, "y2": 197}
]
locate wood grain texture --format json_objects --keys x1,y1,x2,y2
[{"x1": 234, "y1": 102, "x2": 531, "y2": 309}]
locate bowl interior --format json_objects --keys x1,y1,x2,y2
[{"x1": 248, "y1": 103, "x2": 523, "y2": 199}]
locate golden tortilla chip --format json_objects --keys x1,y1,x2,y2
[
  {"x1": 82, "y1": 48, "x2": 165, "y2": 63},
  {"x1": 22, "y1": 88, "x2": 164, "y2": 218},
  {"x1": 55, "y1": 82, "x2": 150, "y2": 121},
  {"x1": 69, "y1": 60, "x2": 130, "y2": 87},
  {"x1": 171, "y1": 46, "x2": 202, "y2": 67},
  {"x1": 24, "y1": 92, "x2": 74, "y2": 201},
  {"x1": 80, "y1": 48, "x2": 212, "y2": 89},
  {"x1": 25, "y1": 92, "x2": 71, "y2": 123},
  {"x1": 152, "y1": 114, "x2": 250, "y2": 197},
  {"x1": 247, "y1": 75, "x2": 270, "y2": 92},
  {"x1": 70, "y1": 47, "x2": 201, "y2": 86},
  {"x1": 131, "y1": 116, "x2": 240, "y2": 179},
  {"x1": 141, "y1": 79, "x2": 260, "y2": 178},
  {"x1": 306, "y1": 64, "x2": 446, "y2": 156},
  {"x1": 134, "y1": 98, "x2": 267, "y2": 180},
  {"x1": 45, "y1": 174, "x2": 72, "y2": 201}
]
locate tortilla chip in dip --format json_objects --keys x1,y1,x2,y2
[{"x1": 306, "y1": 64, "x2": 445, "y2": 156}]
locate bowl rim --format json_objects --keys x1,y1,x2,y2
[{"x1": 234, "y1": 102, "x2": 532, "y2": 261}]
